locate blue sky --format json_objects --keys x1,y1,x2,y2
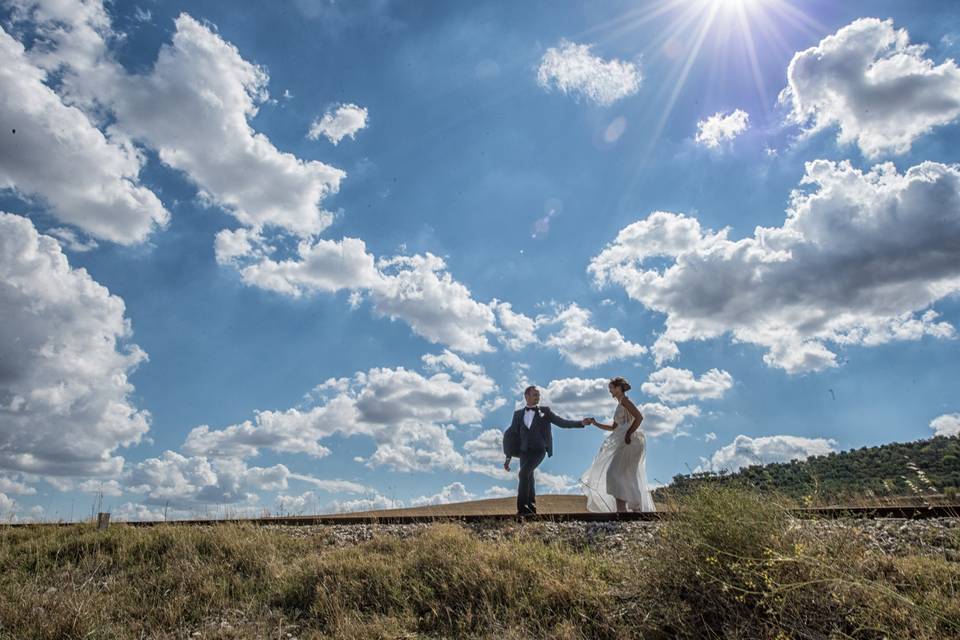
[{"x1": 2, "y1": 0, "x2": 960, "y2": 520}]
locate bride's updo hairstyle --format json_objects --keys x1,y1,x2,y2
[{"x1": 609, "y1": 376, "x2": 631, "y2": 392}]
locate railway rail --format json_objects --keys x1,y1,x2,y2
[{"x1": 5, "y1": 504, "x2": 957, "y2": 528}]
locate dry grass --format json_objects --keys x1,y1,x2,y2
[
  {"x1": 637, "y1": 486, "x2": 960, "y2": 639},
  {"x1": 1, "y1": 487, "x2": 958, "y2": 639}
]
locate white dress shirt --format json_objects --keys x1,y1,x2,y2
[{"x1": 523, "y1": 407, "x2": 537, "y2": 429}]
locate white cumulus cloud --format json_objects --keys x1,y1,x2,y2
[
  {"x1": 45, "y1": 228, "x2": 99, "y2": 253},
  {"x1": 484, "y1": 486, "x2": 515, "y2": 498},
  {"x1": 275, "y1": 491, "x2": 320, "y2": 515},
  {"x1": 640, "y1": 402, "x2": 700, "y2": 437},
  {"x1": 114, "y1": 14, "x2": 345, "y2": 236},
  {"x1": 409, "y1": 481, "x2": 475, "y2": 507},
  {"x1": 641, "y1": 367, "x2": 734, "y2": 403},
  {"x1": 371, "y1": 254, "x2": 498, "y2": 354},
  {"x1": 0, "y1": 24, "x2": 168, "y2": 244},
  {"x1": 308, "y1": 103, "x2": 369, "y2": 145},
  {"x1": 463, "y1": 429, "x2": 508, "y2": 464},
  {"x1": 493, "y1": 301, "x2": 539, "y2": 351},
  {"x1": 590, "y1": 160, "x2": 960, "y2": 374},
  {"x1": 227, "y1": 240, "x2": 499, "y2": 354},
  {"x1": 232, "y1": 236, "x2": 379, "y2": 296},
  {"x1": 542, "y1": 304, "x2": 646, "y2": 368},
  {"x1": 695, "y1": 109, "x2": 749, "y2": 148},
  {"x1": 540, "y1": 377, "x2": 611, "y2": 418},
  {"x1": 184, "y1": 351, "x2": 500, "y2": 474},
  {"x1": 12, "y1": 3, "x2": 345, "y2": 238},
  {"x1": 113, "y1": 502, "x2": 180, "y2": 522},
  {"x1": 699, "y1": 434, "x2": 838, "y2": 473},
  {"x1": 0, "y1": 493, "x2": 16, "y2": 515},
  {"x1": 780, "y1": 18, "x2": 960, "y2": 157},
  {"x1": 0, "y1": 476, "x2": 36, "y2": 495},
  {"x1": 273, "y1": 482, "x2": 371, "y2": 514},
  {"x1": 287, "y1": 475, "x2": 370, "y2": 494},
  {"x1": 0, "y1": 214, "x2": 150, "y2": 477},
  {"x1": 330, "y1": 493, "x2": 404, "y2": 514},
  {"x1": 537, "y1": 41, "x2": 641, "y2": 106},
  {"x1": 537, "y1": 471, "x2": 579, "y2": 494},
  {"x1": 125, "y1": 451, "x2": 294, "y2": 510},
  {"x1": 930, "y1": 413, "x2": 960, "y2": 437},
  {"x1": 10, "y1": 1, "x2": 496, "y2": 356}
]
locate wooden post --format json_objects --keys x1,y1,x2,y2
[{"x1": 97, "y1": 512, "x2": 110, "y2": 531}]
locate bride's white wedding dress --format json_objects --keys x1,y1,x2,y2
[{"x1": 580, "y1": 401, "x2": 655, "y2": 512}]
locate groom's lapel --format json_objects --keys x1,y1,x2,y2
[{"x1": 533, "y1": 407, "x2": 547, "y2": 427}]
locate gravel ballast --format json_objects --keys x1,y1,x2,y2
[{"x1": 259, "y1": 516, "x2": 960, "y2": 558}]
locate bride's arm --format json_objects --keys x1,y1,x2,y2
[
  {"x1": 586, "y1": 418, "x2": 616, "y2": 431},
  {"x1": 622, "y1": 397, "x2": 644, "y2": 438}
]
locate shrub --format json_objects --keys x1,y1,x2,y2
[{"x1": 628, "y1": 485, "x2": 960, "y2": 639}]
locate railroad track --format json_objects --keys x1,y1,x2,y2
[
  {"x1": 7, "y1": 504, "x2": 956, "y2": 528},
  {"x1": 0, "y1": 504, "x2": 960, "y2": 527},
  {"x1": 133, "y1": 504, "x2": 958, "y2": 526}
]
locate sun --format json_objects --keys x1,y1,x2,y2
[
  {"x1": 708, "y1": 0, "x2": 765, "y2": 12},
  {"x1": 705, "y1": 0, "x2": 779, "y2": 40},
  {"x1": 576, "y1": 0, "x2": 826, "y2": 181},
  {"x1": 582, "y1": 0, "x2": 824, "y2": 108}
]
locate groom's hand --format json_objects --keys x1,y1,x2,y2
[
  {"x1": 504, "y1": 457, "x2": 511, "y2": 472},
  {"x1": 580, "y1": 418, "x2": 590, "y2": 426}
]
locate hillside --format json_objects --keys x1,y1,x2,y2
[
  {"x1": 655, "y1": 434, "x2": 960, "y2": 503},
  {"x1": 318, "y1": 494, "x2": 587, "y2": 518}
]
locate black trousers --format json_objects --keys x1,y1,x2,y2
[{"x1": 517, "y1": 448, "x2": 547, "y2": 514}]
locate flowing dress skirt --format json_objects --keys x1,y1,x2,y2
[{"x1": 580, "y1": 422, "x2": 655, "y2": 512}]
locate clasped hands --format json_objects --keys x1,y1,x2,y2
[{"x1": 583, "y1": 417, "x2": 632, "y2": 444}]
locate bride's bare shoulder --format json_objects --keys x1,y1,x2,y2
[{"x1": 620, "y1": 396, "x2": 642, "y2": 417}]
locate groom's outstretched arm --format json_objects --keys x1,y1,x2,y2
[{"x1": 545, "y1": 408, "x2": 586, "y2": 429}]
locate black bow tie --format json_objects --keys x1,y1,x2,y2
[{"x1": 525, "y1": 406, "x2": 539, "y2": 412}]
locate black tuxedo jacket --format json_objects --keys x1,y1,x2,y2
[{"x1": 503, "y1": 406, "x2": 582, "y2": 458}]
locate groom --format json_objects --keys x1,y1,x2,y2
[{"x1": 503, "y1": 385, "x2": 589, "y2": 516}]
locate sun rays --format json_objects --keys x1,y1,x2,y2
[
  {"x1": 575, "y1": 0, "x2": 829, "y2": 198},
  {"x1": 585, "y1": 1, "x2": 827, "y2": 112}
]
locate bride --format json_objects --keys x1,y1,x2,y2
[{"x1": 581, "y1": 377, "x2": 656, "y2": 512}]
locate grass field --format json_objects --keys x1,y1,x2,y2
[{"x1": 2, "y1": 487, "x2": 959, "y2": 639}]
